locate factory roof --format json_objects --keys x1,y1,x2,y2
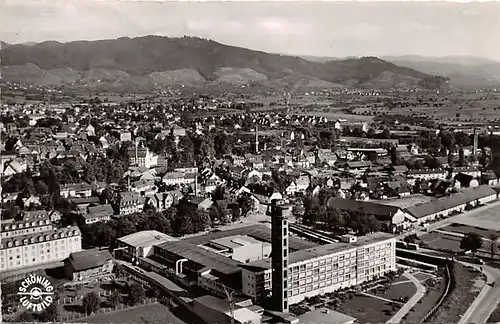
[
  {"x1": 299, "y1": 307, "x2": 356, "y2": 324},
  {"x1": 155, "y1": 240, "x2": 242, "y2": 276},
  {"x1": 183, "y1": 224, "x2": 318, "y2": 252},
  {"x1": 118, "y1": 230, "x2": 177, "y2": 248},
  {"x1": 405, "y1": 185, "x2": 496, "y2": 219}
]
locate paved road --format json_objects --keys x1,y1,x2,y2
[
  {"x1": 458, "y1": 263, "x2": 500, "y2": 324},
  {"x1": 387, "y1": 272, "x2": 426, "y2": 324}
]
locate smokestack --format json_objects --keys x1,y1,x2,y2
[
  {"x1": 473, "y1": 127, "x2": 478, "y2": 156},
  {"x1": 255, "y1": 122, "x2": 259, "y2": 154}
]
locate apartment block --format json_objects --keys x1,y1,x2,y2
[{"x1": 1, "y1": 226, "x2": 82, "y2": 272}]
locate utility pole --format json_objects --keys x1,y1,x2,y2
[{"x1": 224, "y1": 286, "x2": 235, "y2": 324}]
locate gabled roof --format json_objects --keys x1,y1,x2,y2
[
  {"x1": 326, "y1": 197, "x2": 402, "y2": 221},
  {"x1": 405, "y1": 185, "x2": 496, "y2": 219},
  {"x1": 69, "y1": 249, "x2": 113, "y2": 272}
]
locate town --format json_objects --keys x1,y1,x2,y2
[
  {"x1": 2, "y1": 81, "x2": 500, "y2": 324},
  {"x1": 2, "y1": 2, "x2": 500, "y2": 323}
]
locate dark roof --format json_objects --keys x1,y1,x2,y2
[
  {"x1": 405, "y1": 185, "x2": 496, "y2": 219},
  {"x1": 69, "y1": 249, "x2": 113, "y2": 272},
  {"x1": 155, "y1": 241, "x2": 242, "y2": 276},
  {"x1": 327, "y1": 197, "x2": 401, "y2": 221}
]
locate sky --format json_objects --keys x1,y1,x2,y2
[{"x1": 1, "y1": 0, "x2": 500, "y2": 61}]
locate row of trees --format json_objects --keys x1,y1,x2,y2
[
  {"x1": 302, "y1": 194, "x2": 381, "y2": 235},
  {"x1": 82, "y1": 206, "x2": 211, "y2": 248}
]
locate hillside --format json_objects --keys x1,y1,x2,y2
[
  {"x1": 0, "y1": 36, "x2": 447, "y2": 91},
  {"x1": 383, "y1": 56, "x2": 500, "y2": 87}
]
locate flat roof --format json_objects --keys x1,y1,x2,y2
[
  {"x1": 183, "y1": 224, "x2": 317, "y2": 252},
  {"x1": 299, "y1": 307, "x2": 356, "y2": 324},
  {"x1": 118, "y1": 230, "x2": 177, "y2": 248},
  {"x1": 210, "y1": 235, "x2": 262, "y2": 249}
]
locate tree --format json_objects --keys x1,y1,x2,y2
[
  {"x1": 490, "y1": 234, "x2": 498, "y2": 259},
  {"x1": 108, "y1": 289, "x2": 121, "y2": 308},
  {"x1": 82, "y1": 292, "x2": 100, "y2": 314},
  {"x1": 34, "y1": 181, "x2": 49, "y2": 195},
  {"x1": 128, "y1": 283, "x2": 145, "y2": 305},
  {"x1": 16, "y1": 311, "x2": 35, "y2": 322},
  {"x1": 38, "y1": 303, "x2": 59, "y2": 322},
  {"x1": 231, "y1": 207, "x2": 241, "y2": 222},
  {"x1": 390, "y1": 147, "x2": 399, "y2": 166},
  {"x1": 460, "y1": 232, "x2": 483, "y2": 256},
  {"x1": 238, "y1": 194, "x2": 255, "y2": 217},
  {"x1": 458, "y1": 148, "x2": 466, "y2": 167}
]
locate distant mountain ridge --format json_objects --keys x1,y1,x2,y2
[
  {"x1": 382, "y1": 56, "x2": 500, "y2": 87},
  {"x1": 0, "y1": 36, "x2": 447, "y2": 91},
  {"x1": 300, "y1": 54, "x2": 500, "y2": 87}
]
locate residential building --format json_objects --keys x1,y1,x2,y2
[
  {"x1": 1, "y1": 226, "x2": 82, "y2": 272},
  {"x1": 60, "y1": 183, "x2": 92, "y2": 198},
  {"x1": 162, "y1": 171, "x2": 196, "y2": 186},
  {"x1": 128, "y1": 147, "x2": 158, "y2": 168},
  {"x1": 117, "y1": 191, "x2": 145, "y2": 215},
  {"x1": 1, "y1": 217, "x2": 53, "y2": 239},
  {"x1": 80, "y1": 204, "x2": 114, "y2": 225}
]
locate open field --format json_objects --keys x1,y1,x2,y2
[
  {"x1": 419, "y1": 231, "x2": 492, "y2": 259},
  {"x1": 368, "y1": 92, "x2": 500, "y2": 124},
  {"x1": 450, "y1": 206, "x2": 500, "y2": 232},
  {"x1": 82, "y1": 303, "x2": 186, "y2": 324},
  {"x1": 337, "y1": 294, "x2": 402, "y2": 324},
  {"x1": 443, "y1": 223, "x2": 500, "y2": 239},
  {"x1": 427, "y1": 263, "x2": 485, "y2": 324}
]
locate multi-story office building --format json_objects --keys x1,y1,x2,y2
[
  {"x1": 241, "y1": 232, "x2": 396, "y2": 305},
  {"x1": 0, "y1": 226, "x2": 82, "y2": 272}
]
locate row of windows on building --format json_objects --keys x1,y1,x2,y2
[
  {"x1": 2, "y1": 219, "x2": 51, "y2": 231},
  {"x1": 2, "y1": 232, "x2": 80, "y2": 248}
]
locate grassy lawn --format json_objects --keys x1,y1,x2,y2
[
  {"x1": 414, "y1": 272, "x2": 434, "y2": 282},
  {"x1": 81, "y1": 303, "x2": 186, "y2": 324},
  {"x1": 373, "y1": 282, "x2": 417, "y2": 302},
  {"x1": 427, "y1": 263, "x2": 485, "y2": 324},
  {"x1": 393, "y1": 275, "x2": 411, "y2": 284},
  {"x1": 337, "y1": 294, "x2": 402, "y2": 324}
]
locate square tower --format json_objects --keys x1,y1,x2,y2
[{"x1": 270, "y1": 199, "x2": 289, "y2": 313}]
